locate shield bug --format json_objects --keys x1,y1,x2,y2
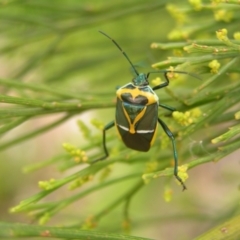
[{"x1": 92, "y1": 31, "x2": 196, "y2": 190}]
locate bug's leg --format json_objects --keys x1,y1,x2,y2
[
  {"x1": 159, "y1": 103, "x2": 176, "y2": 112},
  {"x1": 152, "y1": 72, "x2": 169, "y2": 91},
  {"x1": 158, "y1": 118, "x2": 187, "y2": 191},
  {"x1": 92, "y1": 121, "x2": 115, "y2": 164}
]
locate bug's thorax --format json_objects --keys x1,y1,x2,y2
[{"x1": 116, "y1": 81, "x2": 159, "y2": 106}]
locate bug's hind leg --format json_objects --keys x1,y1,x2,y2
[
  {"x1": 158, "y1": 118, "x2": 187, "y2": 191},
  {"x1": 91, "y1": 121, "x2": 115, "y2": 163}
]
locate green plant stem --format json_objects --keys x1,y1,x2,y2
[
  {"x1": 94, "y1": 180, "x2": 144, "y2": 223},
  {"x1": 0, "y1": 114, "x2": 72, "y2": 150},
  {"x1": 0, "y1": 78, "x2": 84, "y2": 99},
  {"x1": 0, "y1": 101, "x2": 114, "y2": 119},
  {"x1": 151, "y1": 40, "x2": 240, "y2": 50},
  {"x1": 22, "y1": 154, "x2": 68, "y2": 173},
  {"x1": 11, "y1": 158, "x2": 121, "y2": 212},
  {"x1": 193, "y1": 57, "x2": 239, "y2": 93},
  {"x1": 186, "y1": 82, "x2": 240, "y2": 106},
  {"x1": 184, "y1": 88, "x2": 240, "y2": 136},
  {"x1": 212, "y1": 123, "x2": 240, "y2": 143},
  {"x1": 123, "y1": 180, "x2": 142, "y2": 231},
  {"x1": 0, "y1": 222, "x2": 153, "y2": 240},
  {"x1": 152, "y1": 53, "x2": 239, "y2": 68},
  {"x1": 143, "y1": 136, "x2": 240, "y2": 182},
  {"x1": 28, "y1": 173, "x2": 142, "y2": 221},
  {"x1": 0, "y1": 94, "x2": 81, "y2": 108},
  {"x1": 194, "y1": 214, "x2": 240, "y2": 240}
]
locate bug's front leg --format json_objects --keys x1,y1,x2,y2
[
  {"x1": 152, "y1": 72, "x2": 170, "y2": 91},
  {"x1": 159, "y1": 103, "x2": 176, "y2": 112},
  {"x1": 91, "y1": 121, "x2": 115, "y2": 163},
  {"x1": 158, "y1": 118, "x2": 187, "y2": 191}
]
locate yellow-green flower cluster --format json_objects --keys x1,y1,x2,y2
[
  {"x1": 235, "y1": 111, "x2": 240, "y2": 120},
  {"x1": 159, "y1": 133, "x2": 171, "y2": 150},
  {"x1": 176, "y1": 165, "x2": 189, "y2": 185},
  {"x1": 188, "y1": 0, "x2": 202, "y2": 11},
  {"x1": 166, "y1": 67, "x2": 180, "y2": 79},
  {"x1": 168, "y1": 29, "x2": 190, "y2": 41},
  {"x1": 38, "y1": 178, "x2": 56, "y2": 190},
  {"x1": 173, "y1": 108, "x2": 202, "y2": 126},
  {"x1": 151, "y1": 77, "x2": 162, "y2": 87},
  {"x1": 166, "y1": 4, "x2": 188, "y2": 24},
  {"x1": 164, "y1": 186, "x2": 173, "y2": 202},
  {"x1": 233, "y1": 32, "x2": 240, "y2": 40},
  {"x1": 69, "y1": 175, "x2": 93, "y2": 190},
  {"x1": 214, "y1": 10, "x2": 233, "y2": 23},
  {"x1": 211, "y1": 0, "x2": 221, "y2": 3},
  {"x1": 216, "y1": 28, "x2": 228, "y2": 41},
  {"x1": 208, "y1": 60, "x2": 221, "y2": 74},
  {"x1": 145, "y1": 160, "x2": 159, "y2": 173},
  {"x1": 62, "y1": 143, "x2": 88, "y2": 163},
  {"x1": 151, "y1": 70, "x2": 181, "y2": 87},
  {"x1": 91, "y1": 118, "x2": 104, "y2": 130}
]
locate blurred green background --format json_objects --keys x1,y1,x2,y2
[{"x1": 0, "y1": 0, "x2": 240, "y2": 239}]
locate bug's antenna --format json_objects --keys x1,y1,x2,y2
[
  {"x1": 99, "y1": 30, "x2": 139, "y2": 76},
  {"x1": 147, "y1": 70, "x2": 201, "y2": 80}
]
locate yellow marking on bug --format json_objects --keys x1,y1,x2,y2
[
  {"x1": 121, "y1": 104, "x2": 147, "y2": 134},
  {"x1": 150, "y1": 123, "x2": 158, "y2": 146},
  {"x1": 116, "y1": 86, "x2": 158, "y2": 105}
]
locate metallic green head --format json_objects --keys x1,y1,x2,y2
[{"x1": 132, "y1": 73, "x2": 149, "y2": 86}]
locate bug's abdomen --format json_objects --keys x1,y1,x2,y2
[
  {"x1": 115, "y1": 97, "x2": 158, "y2": 152},
  {"x1": 116, "y1": 127, "x2": 156, "y2": 151}
]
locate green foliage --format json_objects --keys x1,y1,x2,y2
[{"x1": 1, "y1": 0, "x2": 240, "y2": 239}]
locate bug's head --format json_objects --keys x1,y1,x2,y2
[{"x1": 132, "y1": 73, "x2": 149, "y2": 86}]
